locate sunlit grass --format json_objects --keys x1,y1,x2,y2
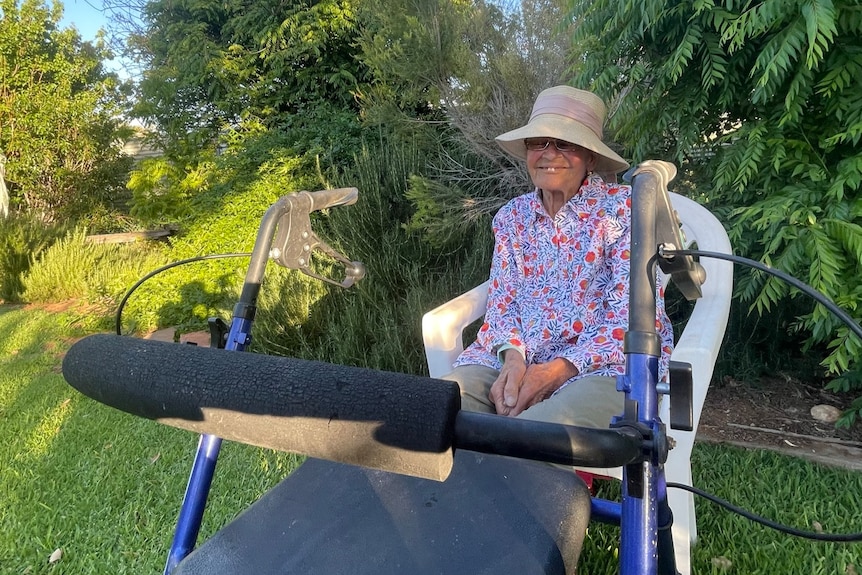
[{"x1": 21, "y1": 396, "x2": 74, "y2": 459}]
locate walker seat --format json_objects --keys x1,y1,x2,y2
[{"x1": 174, "y1": 450, "x2": 591, "y2": 575}]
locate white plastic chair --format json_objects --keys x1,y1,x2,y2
[{"x1": 421, "y1": 191, "x2": 733, "y2": 575}]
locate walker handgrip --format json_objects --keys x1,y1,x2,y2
[
  {"x1": 303, "y1": 187, "x2": 359, "y2": 212},
  {"x1": 455, "y1": 411, "x2": 645, "y2": 468},
  {"x1": 62, "y1": 334, "x2": 458, "y2": 481}
]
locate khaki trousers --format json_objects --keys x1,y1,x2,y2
[{"x1": 441, "y1": 364, "x2": 623, "y2": 429}]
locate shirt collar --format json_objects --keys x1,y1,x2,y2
[{"x1": 528, "y1": 175, "x2": 606, "y2": 220}]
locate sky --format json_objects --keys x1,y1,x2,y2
[
  {"x1": 58, "y1": 0, "x2": 109, "y2": 43},
  {"x1": 58, "y1": 0, "x2": 135, "y2": 77}
]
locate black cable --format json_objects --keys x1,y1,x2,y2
[
  {"x1": 114, "y1": 253, "x2": 251, "y2": 336},
  {"x1": 667, "y1": 482, "x2": 862, "y2": 542},
  {"x1": 662, "y1": 248, "x2": 862, "y2": 341},
  {"x1": 662, "y1": 248, "x2": 862, "y2": 542}
]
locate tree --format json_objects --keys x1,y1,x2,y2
[
  {"x1": 0, "y1": 0, "x2": 134, "y2": 221},
  {"x1": 131, "y1": 0, "x2": 365, "y2": 158},
  {"x1": 357, "y1": 0, "x2": 572, "y2": 156},
  {"x1": 569, "y1": 0, "x2": 862, "y2": 422}
]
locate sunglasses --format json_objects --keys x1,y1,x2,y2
[{"x1": 524, "y1": 138, "x2": 582, "y2": 152}]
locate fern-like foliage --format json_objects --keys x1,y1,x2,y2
[{"x1": 568, "y1": 0, "x2": 862, "y2": 419}]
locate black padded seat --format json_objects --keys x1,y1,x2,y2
[{"x1": 175, "y1": 450, "x2": 591, "y2": 575}]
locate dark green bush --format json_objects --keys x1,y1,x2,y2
[{"x1": 251, "y1": 135, "x2": 493, "y2": 374}]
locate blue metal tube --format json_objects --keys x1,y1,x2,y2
[
  {"x1": 163, "y1": 434, "x2": 223, "y2": 574},
  {"x1": 162, "y1": 316, "x2": 254, "y2": 574},
  {"x1": 620, "y1": 459, "x2": 659, "y2": 574},
  {"x1": 590, "y1": 498, "x2": 622, "y2": 526},
  {"x1": 618, "y1": 353, "x2": 660, "y2": 575}
]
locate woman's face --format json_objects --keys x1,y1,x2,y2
[{"x1": 526, "y1": 138, "x2": 597, "y2": 202}]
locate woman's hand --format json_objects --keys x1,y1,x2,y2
[
  {"x1": 491, "y1": 354, "x2": 579, "y2": 417},
  {"x1": 489, "y1": 349, "x2": 527, "y2": 416},
  {"x1": 511, "y1": 359, "x2": 578, "y2": 416}
]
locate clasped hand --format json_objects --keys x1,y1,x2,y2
[{"x1": 489, "y1": 350, "x2": 578, "y2": 416}]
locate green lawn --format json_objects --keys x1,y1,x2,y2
[{"x1": 1, "y1": 304, "x2": 860, "y2": 574}]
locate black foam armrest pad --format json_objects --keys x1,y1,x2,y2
[{"x1": 63, "y1": 334, "x2": 460, "y2": 480}]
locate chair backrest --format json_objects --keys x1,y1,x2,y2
[{"x1": 657, "y1": 193, "x2": 733, "y2": 443}]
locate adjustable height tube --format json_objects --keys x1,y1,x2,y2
[
  {"x1": 626, "y1": 174, "x2": 660, "y2": 356},
  {"x1": 620, "y1": 171, "x2": 662, "y2": 575}
]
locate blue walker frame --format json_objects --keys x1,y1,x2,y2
[{"x1": 161, "y1": 163, "x2": 697, "y2": 575}]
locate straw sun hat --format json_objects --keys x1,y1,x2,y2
[{"x1": 495, "y1": 86, "x2": 630, "y2": 174}]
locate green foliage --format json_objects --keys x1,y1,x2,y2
[
  {"x1": 76, "y1": 204, "x2": 140, "y2": 235},
  {"x1": 22, "y1": 228, "x2": 169, "y2": 315},
  {"x1": 252, "y1": 134, "x2": 492, "y2": 373},
  {"x1": 0, "y1": 213, "x2": 65, "y2": 302},
  {"x1": 120, "y1": 119, "x2": 344, "y2": 334},
  {"x1": 0, "y1": 0, "x2": 134, "y2": 221},
  {"x1": 356, "y1": 0, "x2": 478, "y2": 121},
  {"x1": 356, "y1": 0, "x2": 571, "y2": 141},
  {"x1": 133, "y1": 0, "x2": 365, "y2": 155},
  {"x1": 120, "y1": 0, "x2": 575, "y2": 354},
  {"x1": 127, "y1": 156, "x2": 208, "y2": 226},
  {"x1": 569, "y1": 0, "x2": 862, "y2": 396},
  {"x1": 117, "y1": 123, "x2": 494, "y2": 373},
  {"x1": 402, "y1": 134, "x2": 516, "y2": 251},
  {"x1": 356, "y1": 0, "x2": 572, "y2": 241}
]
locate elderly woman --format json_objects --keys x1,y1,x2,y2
[{"x1": 444, "y1": 86, "x2": 674, "y2": 429}]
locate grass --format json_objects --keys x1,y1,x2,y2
[
  {"x1": 2, "y1": 303, "x2": 861, "y2": 574},
  {"x1": 0, "y1": 305, "x2": 300, "y2": 574}
]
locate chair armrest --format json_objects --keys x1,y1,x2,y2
[
  {"x1": 663, "y1": 193, "x2": 734, "y2": 433},
  {"x1": 422, "y1": 281, "x2": 490, "y2": 378}
]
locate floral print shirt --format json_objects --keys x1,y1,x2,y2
[{"x1": 454, "y1": 175, "x2": 674, "y2": 387}]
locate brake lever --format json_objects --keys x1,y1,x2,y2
[
  {"x1": 269, "y1": 192, "x2": 366, "y2": 289},
  {"x1": 291, "y1": 229, "x2": 366, "y2": 289},
  {"x1": 624, "y1": 160, "x2": 706, "y2": 301}
]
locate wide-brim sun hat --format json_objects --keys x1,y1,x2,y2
[{"x1": 495, "y1": 86, "x2": 630, "y2": 174}]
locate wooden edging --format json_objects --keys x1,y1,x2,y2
[
  {"x1": 727, "y1": 422, "x2": 862, "y2": 448},
  {"x1": 85, "y1": 229, "x2": 176, "y2": 244}
]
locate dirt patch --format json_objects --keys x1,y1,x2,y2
[
  {"x1": 24, "y1": 300, "x2": 79, "y2": 313},
  {"x1": 697, "y1": 375, "x2": 862, "y2": 471}
]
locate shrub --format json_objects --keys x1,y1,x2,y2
[
  {"x1": 111, "y1": 126, "x2": 492, "y2": 374},
  {"x1": 118, "y1": 125, "x2": 326, "y2": 335},
  {"x1": 23, "y1": 228, "x2": 169, "y2": 317},
  {"x1": 251, "y1": 136, "x2": 493, "y2": 374},
  {"x1": 127, "y1": 157, "x2": 199, "y2": 227},
  {"x1": 0, "y1": 215, "x2": 65, "y2": 303}
]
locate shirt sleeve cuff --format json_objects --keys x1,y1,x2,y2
[{"x1": 495, "y1": 343, "x2": 525, "y2": 364}]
